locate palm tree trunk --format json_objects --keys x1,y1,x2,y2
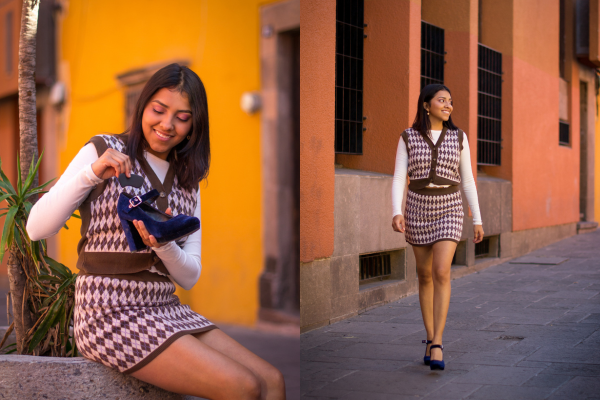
[{"x1": 9, "y1": 0, "x2": 40, "y2": 354}]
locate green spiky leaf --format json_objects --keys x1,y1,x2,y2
[{"x1": 0, "y1": 206, "x2": 18, "y2": 263}]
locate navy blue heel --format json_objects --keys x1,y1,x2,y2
[
  {"x1": 429, "y1": 344, "x2": 445, "y2": 370},
  {"x1": 117, "y1": 189, "x2": 200, "y2": 252},
  {"x1": 422, "y1": 339, "x2": 432, "y2": 365}
]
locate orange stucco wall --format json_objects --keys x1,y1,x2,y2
[
  {"x1": 336, "y1": 0, "x2": 421, "y2": 175},
  {"x1": 0, "y1": 97, "x2": 18, "y2": 275},
  {"x1": 479, "y1": 0, "x2": 579, "y2": 231},
  {"x1": 300, "y1": 0, "x2": 336, "y2": 262},
  {"x1": 421, "y1": 0, "x2": 479, "y2": 221}
]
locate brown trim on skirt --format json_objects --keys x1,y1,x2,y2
[
  {"x1": 409, "y1": 185, "x2": 460, "y2": 196},
  {"x1": 407, "y1": 238, "x2": 460, "y2": 247},
  {"x1": 123, "y1": 325, "x2": 219, "y2": 375},
  {"x1": 78, "y1": 269, "x2": 172, "y2": 283}
]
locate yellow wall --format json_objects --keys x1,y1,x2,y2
[{"x1": 57, "y1": 0, "x2": 279, "y2": 326}]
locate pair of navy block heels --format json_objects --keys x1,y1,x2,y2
[
  {"x1": 423, "y1": 339, "x2": 445, "y2": 370},
  {"x1": 117, "y1": 189, "x2": 200, "y2": 252}
]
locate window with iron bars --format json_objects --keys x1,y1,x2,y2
[
  {"x1": 335, "y1": 0, "x2": 364, "y2": 155},
  {"x1": 359, "y1": 252, "x2": 391, "y2": 282},
  {"x1": 475, "y1": 237, "x2": 490, "y2": 258},
  {"x1": 559, "y1": 121, "x2": 570, "y2": 145},
  {"x1": 477, "y1": 44, "x2": 503, "y2": 166},
  {"x1": 421, "y1": 21, "x2": 445, "y2": 90}
]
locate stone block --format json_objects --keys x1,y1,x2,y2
[
  {"x1": 300, "y1": 259, "x2": 332, "y2": 330},
  {"x1": 474, "y1": 175, "x2": 512, "y2": 236},
  {"x1": 333, "y1": 173, "x2": 360, "y2": 257},
  {"x1": 330, "y1": 255, "x2": 359, "y2": 300},
  {"x1": 358, "y1": 172, "x2": 405, "y2": 254},
  {"x1": 0, "y1": 355, "x2": 190, "y2": 399}
]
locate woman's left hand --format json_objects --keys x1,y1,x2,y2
[
  {"x1": 473, "y1": 224, "x2": 484, "y2": 243},
  {"x1": 133, "y1": 207, "x2": 173, "y2": 248}
]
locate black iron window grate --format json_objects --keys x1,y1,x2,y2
[
  {"x1": 421, "y1": 21, "x2": 445, "y2": 90},
  {"x1": 475, "y1": 237, "x2": 490, "y2": 258},
  {"x1": 360, "y1": 252, "x2": 391, "y2": 281},
  {"x1": 335, "y1": 0, "x2": 364, "y2": 154},
  {"x1": 477, "y1": 44, "x2": 502, "y2": 166},
  {"x1": 559, "y1": 121, "x2": 570, "y2": 145}
]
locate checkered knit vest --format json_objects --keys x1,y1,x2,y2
[
  {"x1": 401, "y1": 127, "x2": 464, "y2": 191},
  {"x1": 76, "y1": 134, "x2": 198, "y2": 277}
]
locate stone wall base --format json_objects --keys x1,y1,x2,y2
[{"x1": 0, "y1": 355, "x2": 200, "y2": 399}]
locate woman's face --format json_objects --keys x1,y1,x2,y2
[
  {"x1": 141, "y1": 87, "x2": 193, "y2": 160},
  {"x1": 424, "y1": 90, "x2": 453, "y2": 124}
]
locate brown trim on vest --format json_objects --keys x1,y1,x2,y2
[
  {"x1": 408, "y1": 185, "x2": 460, "y2": 196},
  {"x1": 77, "y1": 136, "x2": 110, "y2": 256},
  {"x1": 76, "y1": 250, "x2": 170, "y2": 275},
  {"x1": 401, "y1": 130, "x2": 409, "y2": 154},
  {"x1": 458, "y1": 129, "x2": 464, "y2": 152},
  {"x1": 123, "y1": 325, "x2": 219, "y2": 375},
  {"x1": 138, "y1": 157, "x2": 175, "y2": 212},
  {"x1": 78, "y1": 269, "x2": 172, "y2": 283}
]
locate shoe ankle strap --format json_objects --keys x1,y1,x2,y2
[
  {"x1": 422, "y1": 340, "x2": 433, "y2": 344},
  {"x1": 430, "y1": 344, "x2": 443, "y2": 350},
  {"x1": 125, "y1": 189, "x2": 160, "y2": 211}
]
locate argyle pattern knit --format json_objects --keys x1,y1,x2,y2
[
  {"x1": 405, "y1": 127, "x2": 462, "y2": 184},
  {"x1": 84, "y1": 135, "x2": 197, "y2": 253}
]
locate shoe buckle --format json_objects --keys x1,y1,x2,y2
[{"x1": 129, "y1": 196, "x2": 143, "y2": 209}]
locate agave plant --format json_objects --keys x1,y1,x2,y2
[{"x1": 0, "y1": 152, "x2": 80, "y2": 357}]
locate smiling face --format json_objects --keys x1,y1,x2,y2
[
  {"x1": 424, "y1": 90, "x2": 453, "y2": 127},
  {"x1": 141, "y1": 87, "x2": 193, "y2": 160}
]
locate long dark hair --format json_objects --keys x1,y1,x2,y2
[
  {"x1": 411, "y1": 84, "x2": 459, "y2": 135},
  {"x1": 118, "y1": 63, "x2": 210, "y2": 191}
]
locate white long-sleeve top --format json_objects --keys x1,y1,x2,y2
[
  {"x1": 26, "y1": 143, "x2": 202, "y2": 290},
  {"x1": 392, "y1": 129, "x2": 483, "y2": 225}
]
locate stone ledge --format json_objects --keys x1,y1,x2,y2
[
  {"x1": 0, "y1": 354, "x2": 201, "y2": 400},
  {"x1": 577, "y1": 221, "x2": 598, "y2": 234}
]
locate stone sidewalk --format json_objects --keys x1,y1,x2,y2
[{"x1": 301, "y1": 229, "x2": 600, "y2": 399}]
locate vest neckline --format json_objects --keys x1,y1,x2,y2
[
  {"x1": 419, "y1": 126, "x2": 448, "y2": 151},
  {"x1": 137, "y1": 157, "x2": 175, "y2": 212}
]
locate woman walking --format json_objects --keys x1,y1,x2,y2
[
  {"x1": 391, "y1": 84, "x2": 484, "y2": 370},
  {"x1": 26, "y1": 63, "x2": 285, "y2": 399}
]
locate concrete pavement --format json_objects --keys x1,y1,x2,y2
[{"x1": 301, "y1": 229, "x2": 600, "y2": 399}]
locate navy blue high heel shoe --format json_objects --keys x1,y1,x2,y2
[
  {"x1": 422, "y1": 339, "x2": 432, "y2": 365},
  {"x1": 429, "y1": 344, "x2": 445, "y2": 370},
  {"x1": 117, "y1": 189, "x2": 200, "y2": 252}
]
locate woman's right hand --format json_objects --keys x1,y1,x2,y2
[
  {"x1": 91, "y1": 149, "x2": 132, "y2": 180},
  {"x1": 392, "y1": 214, "x2": 405, "y2": 233}
]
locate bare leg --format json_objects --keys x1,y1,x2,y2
[
  {"x1": 430, "y1": 240, "x2": 458, "y2": 361},
  {"x1": 129, "y1": 329, "x2": 285, "y2": 400},
  {"x1": 412, "y1": 244, "x2": 434, "y2": 357},
  {"x1": 194, "y1": 329, "x2": 286, "y2": 400}
]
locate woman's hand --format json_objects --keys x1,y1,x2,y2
[
  {"x1": 473, "y1": 224, "x2": 484, "y2": 243},
  {"x1": 133, "y1": 208, "x2": 173, "y2": 248},
  {"x1": 91, "y1": 149, "x2": 133, "y2": 180},
  {"x1": 392, "y1": 214, "x2": 405, "y2": 233}
]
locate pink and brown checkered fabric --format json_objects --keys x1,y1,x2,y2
[
  {"x1": 74, "y1": 275, "x2": 217, "y2": 374},
  {"x1": 404, "y1": 189, "x2": 464, "y2": 246}
]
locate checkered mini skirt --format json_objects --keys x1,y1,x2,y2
[
  {"x1": 74, "y1": 274, "x2": 217, "y2": 374},
  {"x1": 404, "y1": 186, "x2": 464, "y2": 246}
]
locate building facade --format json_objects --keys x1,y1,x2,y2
[
  {"x1": 300, "y1": 0, "x2": 599, "y2": 332},
  {"x1": 0, "y1": 0, "x2": 300, "y2": 328}
]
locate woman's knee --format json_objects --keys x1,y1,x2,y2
[
  {"x1": 417, "y1": 269, "x2": 433, "y2": 283},
  {"x1": 432, "y1": 267, "x2": 450, "y2": 285},
  {"x1": 232, "y1": 371, "x2": 262, "y2": 400},
  {"x1": 264, "y1": 364, "x2": 285, "y2": 393}
]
